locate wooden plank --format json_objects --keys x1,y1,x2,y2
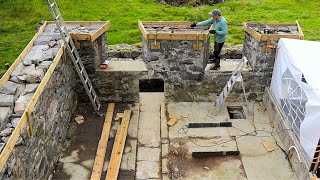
[
  {"x1": 142, "y1": 21, "x2": 191, "y2": 26},
  {"x1": 0, "y1": 22, "x2": 48, "y2": 87},
  {"x1": 47, "y1": 21, "x2": 109, "y2": 26},
  {"x1": 296, "y1": 20, "x2": 304, "y2": 40},
  {"x1": 90, "y1": 103, "x2": 115, "y2": 180},
  {"x1": 243, "y1": 24, "x2": 262, "y2": 42},
  {"x1": 147, "y1": 33, "x2": 209, "y2": 41},
  {"x1": 267, "y1": 23, "x2": 297, "y2": 27},
  {"x1": 260, "y1": 34, "x2": 301, "y2": 42},
  {"x1": 70, "y1": 33, "x2": 91, "y2": 41},
  {"x1": 138, "y1": 21, "x2": 148, "y2": 39},
  {"x1": 90, "y1": 21, "x2": 111, "y2": 42},
  {"x1": 106, "y1": 110, "x2": 131, "y2": 180},
  {"x1": 0, "y1": 46, "x2": 64, "y2": 172}
]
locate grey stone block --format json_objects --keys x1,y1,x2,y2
[
  {"x1": 23, "y1": 84, "x2": 39, "y2": 94},
  {"x1": 11, "y1": 62, "x2": 25, "y2": 77},
  {"x1": 34, "y1": 35, "x2": 52, "y2": 46},
  {"x1": 11, "y1": 118, "x2": 20, "y2": 128},
  {"x1": 14, "y1": 93, "x2": 34, "y2": 115},
  {"x1": 0, "y1": 107, "x2": 12, "y2": 128},
  {"x1": 37, "y1": 61, "x2": 52, "y2": 71},
  {"x1": 0, "y1": 94, "x2": 14, "y2": 106},
  {"x1": 0, "y1": 81, "x2": 17, "y2": 95},
  {"x1": 25, "y1": 69, "x2": 44, "y2": 83},
  {"x1": 0, "y1": 128, "x2": 14, "y2": 137}
]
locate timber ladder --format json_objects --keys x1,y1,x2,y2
[{"x1": 45, "y1": 0, "x2": 101, "y2": 111}]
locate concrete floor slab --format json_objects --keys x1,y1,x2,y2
[
  {"x1": 136, "y1": 161, "x2": 160, "y2": 179},
  {"x1": 137, "y1": 147, "x2": 160, "y2": 162},
  {"x1": 167, "y1": 102, "x2": 229, "y2": 122},
  {"x1": 228, "y1": 119, "x2": 255, "y2": 136},
  {"x1": 138, "y1": 111, "x2": 161, "y2": 147},
  {"x1": 237, "y1": 136, "x2": 276, "y2": 156},
  {"x1": 139, "y1": 92, "x2": 164, "y2": 105},
  {"x1": 242, "y1": 149, "x2": 297, "y2": 180},
  {"x1": 168, "y1": 152, "x2": 246, "y2": 180}
]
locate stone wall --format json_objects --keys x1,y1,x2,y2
[
  {"x1": 78, "y1": 33, "x2": 107, "y2": 74},
  {"x1": 92, "y1": 70, "x2": 141, "y2": 102},
  {"x1": 243, "y1": 32, "x2": 276, "y2": 97},
  {"x1": 141, "y1": 37, "x2": 211, "y2": 101},
  {"x1": 0, "y1": 54, "x2": 77, "y2": 179}
]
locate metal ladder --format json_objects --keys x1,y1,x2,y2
[
  {"x1": 45, "y1": 0, "x2": 101, "y2": 111},
  {"x1": 215, "y1": 57, "x2": 249, "y2": 111}
]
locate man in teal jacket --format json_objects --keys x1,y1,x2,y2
[{"x1": 190, "y1": 9, "x2": 228, "y2": 70}]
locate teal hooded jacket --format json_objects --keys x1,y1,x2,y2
[{"x1": 196, "y1": 16, "x2": 228, "y2": 43}]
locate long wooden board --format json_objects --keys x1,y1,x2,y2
[
  {"x1": 105, "y1": 110, "x2": 131, "y2": 180},
  {"x1": 90, "y1": 103, "x2": 115, "y2": 180}
]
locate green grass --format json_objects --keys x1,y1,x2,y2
[{"x1": 1, "y1": 0, "x2": 319, "y2": 77}]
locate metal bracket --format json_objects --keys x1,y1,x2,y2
[
  {"x1": 193, "y1": 33, "x2": 202, "y2": 51},
  {"x1": 74, "y1": 39, "x2": 81, "y2": 49},
  {"x1": 26, "y1": 111, "x2": 33, "y2": 137},
  {"x1": 150, "y1": 32, "x2": 160, "y2": 49}
]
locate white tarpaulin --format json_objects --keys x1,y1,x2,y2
[{"x1": 271, "y1": 38, "x2": 320, "y2": 163}]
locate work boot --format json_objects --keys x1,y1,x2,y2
[{"x1": 210, "y1": 65, "x2": 220, "y2": 70}]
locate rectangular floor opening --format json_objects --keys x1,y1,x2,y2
[
  {"x1": 139, "y1": 79, "x2": 164, "y2": 92},
  {"x1": 227, "y1": 106, "x2": 246, "y2": 119}
]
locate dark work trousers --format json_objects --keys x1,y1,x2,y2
[{"x1": 213, "y1": 42, "x2": 225, "y2": 67}]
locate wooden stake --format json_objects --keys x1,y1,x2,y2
[
  {"x1": 90, "y1": 103, "x2": 115, "y2": 180},
  {"x1": 106, "y1": 110, "x2": 131, "y2": 180}
]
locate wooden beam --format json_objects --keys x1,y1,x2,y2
[
  {"x1": 141, "y1": 21, "x2": 192, "y2": 26},
  {"x1": 106, "y1": 110, "x2": 131, "y2": 180},
  {"x1": 90, "y1": 103, "x2": 115, "y2": 180},
  {"x1": 0, "y1": 46, "x2": 64, "y2": 172},
  {"x1": 139, "y1": 21, "x2": 210, "y2": 41},
  {"x1": 296, "y1": 20, "x2": 304, "y2": 40},
  {"x1": 0, "y1": 22, "x2": 48, "y2": 87},
  {"x1": 138, "y1": 21, "x2": 148, "y2": 39},
  {"x1": 243, "y1": 21, "x2": 304, "y2": 42},
  {"x1": 147, "y1": 33, "x2": 209, "y2": 41},
  {"x1": 90, "y1": 21, "x2": 111, "y2": 42}
]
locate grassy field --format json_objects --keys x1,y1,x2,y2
[{"x1": 0, "y1": 0, "x2": 319, "y2": 77}]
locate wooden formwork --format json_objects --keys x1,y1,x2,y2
[
  {"x1": 0, "y1": 21, "x2": 110, "y2": 171},
  {"x1": 47, "y1": 21, "x2": 110, "y2": 42},
  {"x1": 138, "y1": 21, "x2": 212, "y2": 50},
  {"x1": 243, "y1": 20, "x2": 304, "y2": 42}
]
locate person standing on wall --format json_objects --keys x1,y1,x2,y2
[{"x1": 190, "y1": 9, "x2": 228, "y2": 70}]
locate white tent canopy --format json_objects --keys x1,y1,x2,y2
[{"x1": 271, "y1": 38, "x2": 320, "y2": 163}]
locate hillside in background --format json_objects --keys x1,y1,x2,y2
[{"x1": 0, "y1": 0, "x2": 319, "y2": 76}]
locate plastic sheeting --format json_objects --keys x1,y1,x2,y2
[{"x1": 271, "y1": 38, "x2": 320, "y2": 163}]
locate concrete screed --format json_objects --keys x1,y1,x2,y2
[{"x1": 52, "y1": 92, "x2": 298, "y2": 180}]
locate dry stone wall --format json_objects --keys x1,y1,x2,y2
[
  {"x1": 0, "y1": 23, "x2": 97, "y2": 179},
  {"x1": 243, "y1": 32, "x2": 275, "y2": 97}
]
